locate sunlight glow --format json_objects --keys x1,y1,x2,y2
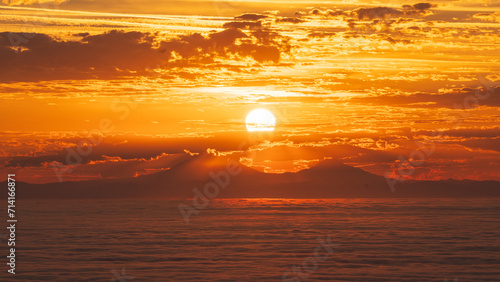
[{"x1": 246, "y1": 109, "x2": 276, "y2": 132}]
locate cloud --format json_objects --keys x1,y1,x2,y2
[
  {"x1": 354, "y1": 7, "x2": 403, "y2": 20},
  {"x1": 2, "y1": 127, "x2": 500, "y2": 183},
  {"x1": 2, "y1": 0, "x2": 67, "y2": 5},
  {"x1": 276, "y1": 17, "x2": 304, "y2": 24},
  {"x1": 408, "y1": 3, "x2": 436, "y2": 11},
  {"x1": 56, "y1": 153, "x2": 190, "y2": 178},
  {"x1": 294, "y1": 3, "x2": 438, "y2": 44},
  {"x1": 308, "y1": 8, "x2": 346, "y2": 17},
  {"x1": 378, "y1": 34, "x2": 412, "y2": 44},
  {"x1": 308, "y1": 31, "x2": 336, "y2": 39},
  {"x1": 223, "y1": 21, "x2": 262, "y2": 29},
  {"x1": 305, "y1": 3, "x2": 435, "y2": 21},
  {"x1": 0, "y1": 27, "x2": 291, "y2": 82},
  {"x1": 415, "y1": 127, "x2": 500, "y2": 139},
  {"x1": 355, "y1": 3, "x2": 435, "y2": 19},
  {"x1": 472, "y1": 12, "x2": 500, "y2": 23},
  {"x1": 349, "y1": 86, "x2": 500, "y2": 108},
  {"x1": 1, "y1": 132, "x2": 256, "y2": 168},
  {"x1": 235, "y1": 13, "x2": 268, "y2": 21}
]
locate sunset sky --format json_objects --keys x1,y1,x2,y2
[{"x1": 0, "y1": 0, "x2": 499, "y2": 184}]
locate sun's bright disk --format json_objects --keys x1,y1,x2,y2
[{"x1": 246, "y1": 109, "x2": 276, "y2": 132}]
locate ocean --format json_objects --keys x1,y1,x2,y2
[{"x1": 2, "y1": 198, "x2": 500, "y2": 281}]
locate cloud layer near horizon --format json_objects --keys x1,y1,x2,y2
[{"x1": 2, "y1": 127, "x2": 500, "y2": 183}]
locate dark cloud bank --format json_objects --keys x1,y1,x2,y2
[{"x1": 0, "y1": 28, "x2": 291, "y2": 82}]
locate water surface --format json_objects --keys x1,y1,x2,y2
[{"x1": 2, "y1": 198, "x2": 500, "y2": 281}]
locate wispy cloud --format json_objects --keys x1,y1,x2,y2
[{"x1": 2, "y1": 0, "x2": 68, "y2": 5}]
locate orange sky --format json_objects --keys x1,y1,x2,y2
[{"x1": 0, "y1": 0, "x2": 499, "y2": 183}]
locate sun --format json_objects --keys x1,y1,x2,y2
[{"x1": 246, "y1": 109, "x2": 276, "y2": 132}]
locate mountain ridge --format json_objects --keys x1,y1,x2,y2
[{"x1": 6, "y1": 156, "x2": 500, "y2": 199}]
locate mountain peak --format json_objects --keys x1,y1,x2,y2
[{"x1": 309, "y1": 158, "x2": 362, "y2": 172}]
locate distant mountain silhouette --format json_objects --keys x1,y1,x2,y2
[{"x1": 9, "y1": 155, "x2": 500, "y2": 199}]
